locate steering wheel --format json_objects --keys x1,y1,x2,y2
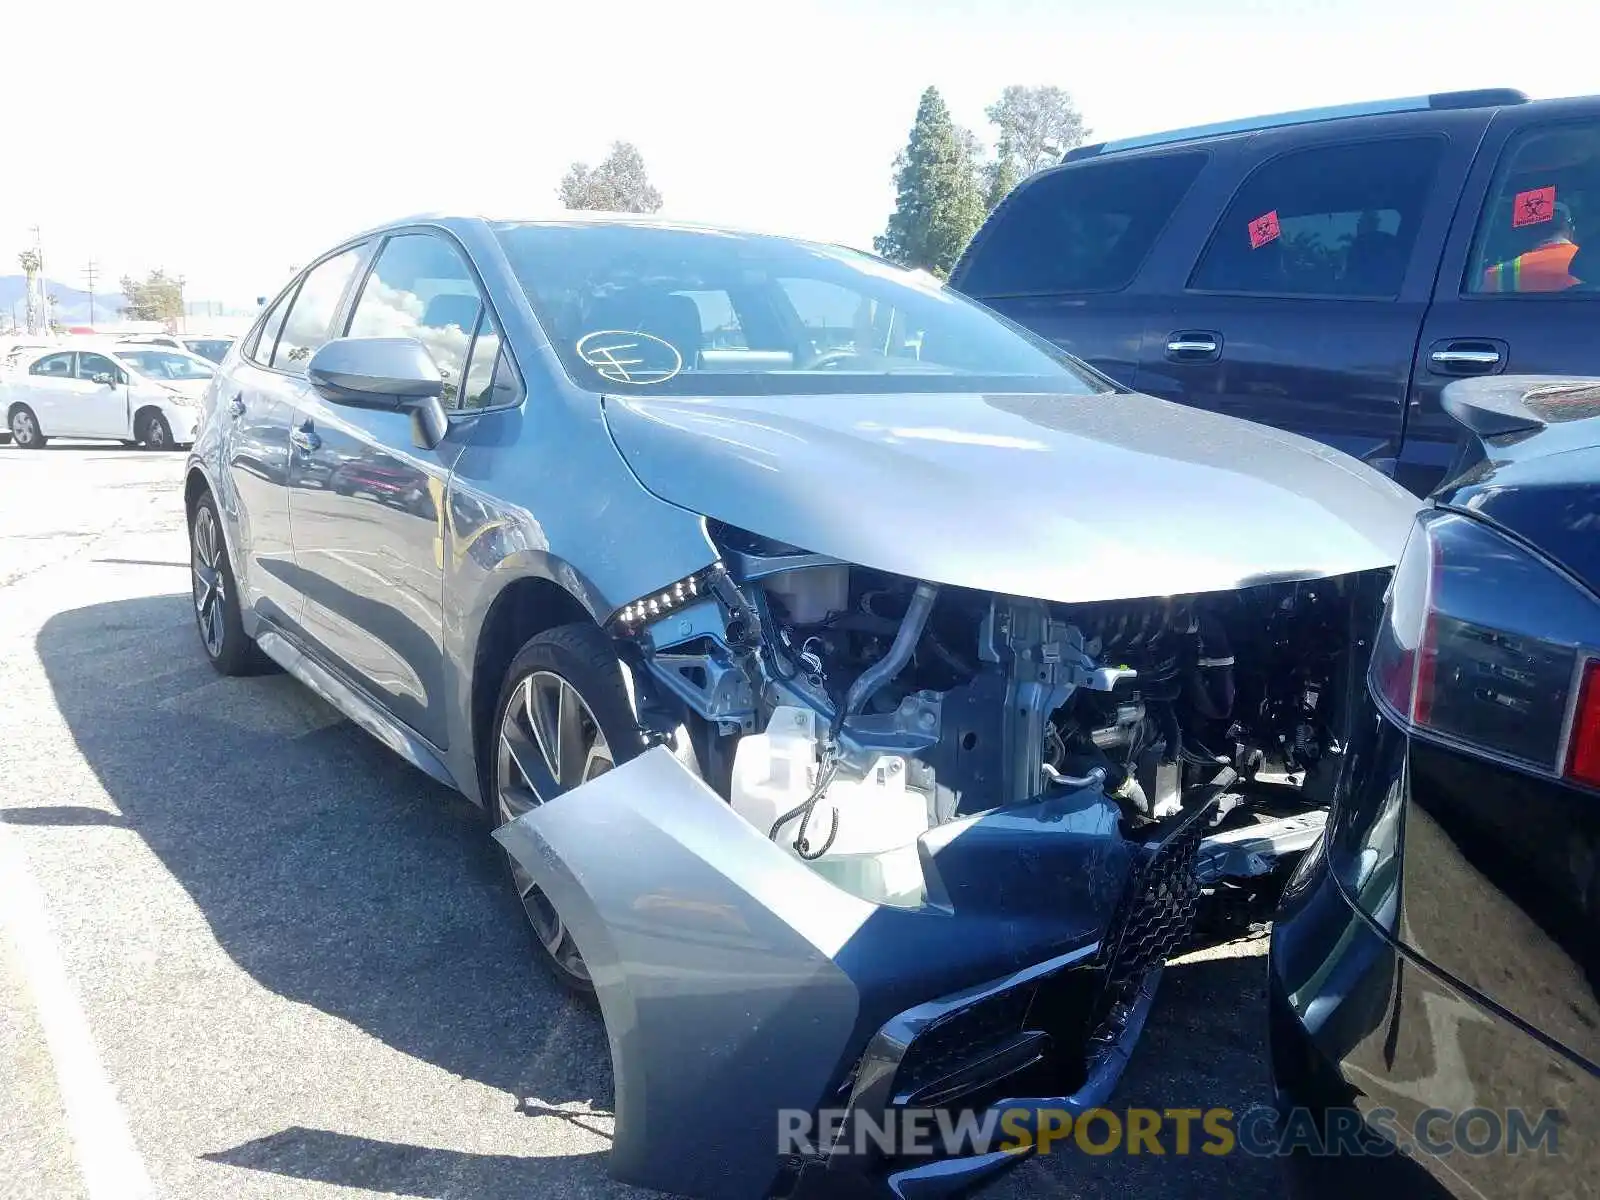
[{"x1": 801, "y1": 348, "x2": 860, "y2": 371}]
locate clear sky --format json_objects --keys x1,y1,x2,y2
[{"x1": 5, "y1": 0, "x2": 1597, "y2": 306}]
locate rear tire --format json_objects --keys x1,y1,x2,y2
[
  {"x1": 8, "y1": 405, "x2": 45, "y2": 449},
  {"x1": 189, "y1": 491, "x2": 267, "y2": 676},
  {"x1": 490, "y1": 622, "x2": 644, "y2": 995}
]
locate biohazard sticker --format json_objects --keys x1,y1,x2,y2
[
  {"x1": 1513, "y1": 186, "x2": 1557, "y2": 228},
  {"x1": 1248, "y1": 210, "x2": 1281, "y2": 249}
]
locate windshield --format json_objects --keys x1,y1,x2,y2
[
  {"x1": 117, "y1": 350, "x2": 215, "y2": 380},
  {"x1": 492, "y1": 222, "x2": 1110, "y2": 397},
  {"x1": 184, "y1": 338, "x2": 234, "y2": 363}
]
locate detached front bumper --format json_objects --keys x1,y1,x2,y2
[{"x1": 496, "y1": 747, "x2": 1218, "y2": 1200}]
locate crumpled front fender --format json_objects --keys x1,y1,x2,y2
[{"x1": 495, "y1": 747, "x2": 1129, "y2": 1200}]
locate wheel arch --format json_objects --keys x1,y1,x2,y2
[
  {"x1": 133, "y1": 404, "x2": 167, "y2": 437},
  {"x1": 469, "y1": 574, "x2": 600, "y2": 801},
  {"x1": 184, "y1": 464, "x2": 212, "y2": 516}
]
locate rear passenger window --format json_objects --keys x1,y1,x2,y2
[
  {"x1": 1190, "y1": 137, "x2": 1443, "y2": 298},
  {"x1": 29, "y1": 352, "x2": 74, "y2": 377},
  {"x1": 346, "y1": 233, "x2": 484, "y2": 409},
  {"x1": 1466, "y1": 121, "x2": 1600, "y2": 296},
  {"x1": 957, "y1": 152, "x2": 1206, "y2": 296},
  {"x1": 272, "y1": 248, "x2": 364, "y2": 374}
]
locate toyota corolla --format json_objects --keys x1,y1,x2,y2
[{"x1": 183, "y1": 213, "x2": 1420, "y2": 1199}]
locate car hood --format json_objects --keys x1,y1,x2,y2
[
  {"x1": 603, "y1": 388, "x2": 1422, "y2": 603},
  {"x1": 140, "y1": 377, "x2": 209, "y2": 399}
]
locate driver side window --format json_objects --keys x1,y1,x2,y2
[
  {"x1": 346, "y1": 232, "x2": 485, "y2": 410},
  {"x1": 76, "y1": 353, "x2": 125, "y2": 384}
]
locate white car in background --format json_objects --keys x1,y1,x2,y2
[
  {"x1": 115, "y1": 333, "x2": 238, "y2": 364},
  {"x1": 1, "y1": 342, "x2": 213, "y2": 449}
]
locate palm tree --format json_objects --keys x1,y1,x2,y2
[{"x1": 17, "y1": 249, "x2": 41, "y2": 334}]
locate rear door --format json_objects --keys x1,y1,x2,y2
[
  {"x1": 1411, "y1": 100, "x2": 1600, "y2": 491},
  {"x1": 1135, "y1": 114, "x2": 1488, "y2": 479},
  {"x1": 286, "y1": 229, "x2": 511, "y2": 749},
  {"x1": 218, "y1": 258, "x2": 361, "y2": 638},
  {"x1": 950, "y1": 150, "x2": 1210, "y2": 386},
  {"x1": 21, "y1": 351, "x2": 87, "y2": 436}
]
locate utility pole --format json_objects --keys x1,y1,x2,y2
[
  {"x1": 28, "y1": 226, "x2": 48, "y2": 333},
  {"x1": 83, "y1": 261, "x2": 100, "y2": 328}
]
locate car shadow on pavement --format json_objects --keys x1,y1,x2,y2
[
  {"x1": 202, "y1": 1126, "x2": 635, "y2": 1199},
  {"x1": 36, "y1": 593, "x2": 1284, "y2": 1200},
  {"x1": 34, "y1": 596, "x2": 617, "y2": 1122}
]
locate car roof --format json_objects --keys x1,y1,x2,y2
[
  {"x1": 343, "y1": 209, "x2": 834, "y2": 250},
  {"x1": 1064, "y1": 87, "x2": 1533, "y2": 162}
]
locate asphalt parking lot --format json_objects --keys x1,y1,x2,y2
[{"x1": 0, "y1": 442, "x2": 1280, "y2": 1200}]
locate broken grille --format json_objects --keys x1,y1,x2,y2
[{"x1": 1091, "y1": 796, "x2": 1214, "y2": 1030}]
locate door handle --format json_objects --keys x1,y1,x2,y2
[
  {"x1": 1427, "y1": 339, "x2": 1506, "y2": 376},
  {"x1": 289, "y1": 423, "x2": 321, "y2": 453},
  {"x1": 1165, "y1": 331, "x2": 1222, "y2": 361},
  {"x1": 227, "y1": 394, "x2": 246, "y2": 419},
  {"x1": 1429, "y1": 348, "x2": 1502, "y2": 368}
]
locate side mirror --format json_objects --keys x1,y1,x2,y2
[
  {"x1": 93, "y1": 372, "x2": 115, "y2": 386},
  {"x1": 307, "y1": 337, "x2": 449, "y2": 450}
]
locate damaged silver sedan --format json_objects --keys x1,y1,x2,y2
[{"x1": 184, "y1": 213, "x2": 1420, "y2": 1200}]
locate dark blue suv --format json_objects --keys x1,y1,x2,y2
[{"x1": 952, "y1": 88, "x2": 1600, "y2": 494}]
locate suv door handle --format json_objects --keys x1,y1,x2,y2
[
  {"x1": 1428, "y1": 340, "x2": 1505, "y2": 375},
  {"x1": 227, "y1": 394, "x2": 246, "y2": 419},
  {"x1": 1166, "y1": 331, "x2": 1222, "y2": 361},
  {"x1": 289, "y1": 423, "x2": 321, "y2": 453},
  {"x1": 1430, "y1": 348, "x2": 1501, "y2": 366}
]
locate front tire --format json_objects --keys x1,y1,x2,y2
[
  {"x1": 189, "y1": 492, "x2": 263, "y2": 675},
  {"x1": 138, "y1": 410, "x2": 174, "y2": 450},
  {"x1": 491, "y1": 622, "x2": 644, "y2": 994},
  {"x1": 9, "y1": 406, "x2": 45, "y2": 449}
]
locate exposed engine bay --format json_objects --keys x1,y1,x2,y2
[{"x1": 616, "y1": 522, "x2": 1378, "y2": 911}]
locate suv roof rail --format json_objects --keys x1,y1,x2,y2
[{"x1": 1064, "y1": 87, "x2": 1528, "y2": 162}]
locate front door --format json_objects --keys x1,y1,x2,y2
[
  {"x1": 1136, "y1": 121, "x2": 1482, "y2": 479},
  {"x1": 72, "y1": 352, "x2": 131, "y2": 439},
  {"x1": 286, "y1": 230, "x2": 491, "y2": 749},
  {"x1": 1409, "y1": 100, "x2": 1600, "y2": 492}
]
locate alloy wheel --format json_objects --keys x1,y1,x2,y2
[
  {"x1": 495, "y1": 670, "x2": 613, "y2": 982},
  {"x1": 146, "y1": 419, "x2": 168, "y2": 449},
  {"x1": 191, "y1": 506, "x2": 227, "y2": 658},
  {"x1": 11, "y1": 411, "x2": 36, "y2": 445}
]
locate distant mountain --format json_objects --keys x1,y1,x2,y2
[
  {"x1": 0, "y1": 274, "x2": 110, "y2": 326},
  {"x1": 0, "y1": 275, "x2": 252, "y2": 329}
]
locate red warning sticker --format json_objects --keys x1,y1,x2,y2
[
  {"x1": 1513, "y1": 186, "x2": 1556, "y2": 228},
  {"x1": 1248, "y1": 210, "x2": 1281, "y2": 249}
]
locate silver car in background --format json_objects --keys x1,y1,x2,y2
[{"x1": 183, "y1": 213, "x2": 1418, "y2": 1199}]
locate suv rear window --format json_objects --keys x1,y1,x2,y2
[
  {"x1": 1190, "y1": 136, "x2": 1443, "y2": 298},
  {"x1": 955, "y1": 152, "x2": 1207, "y2": 297}
]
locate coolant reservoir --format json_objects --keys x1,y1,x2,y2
[{"x1": 730, "y1": 706, "x2": 931, "y2": 907}]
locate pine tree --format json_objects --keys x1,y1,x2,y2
[
  {"x1": 874, "y1": 88, "x2": 986, "y2": 276},
  {"x1": 984, "y1": 135, "x2": 1022, "y2": 213}
]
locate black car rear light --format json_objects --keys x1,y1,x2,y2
[
  {"x1": 1567, "y1": 661, "x2": 1600, "y2": 789},
  {"x1": 1370, "y1": 511, "x2": 1599, "y2": 786}
]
